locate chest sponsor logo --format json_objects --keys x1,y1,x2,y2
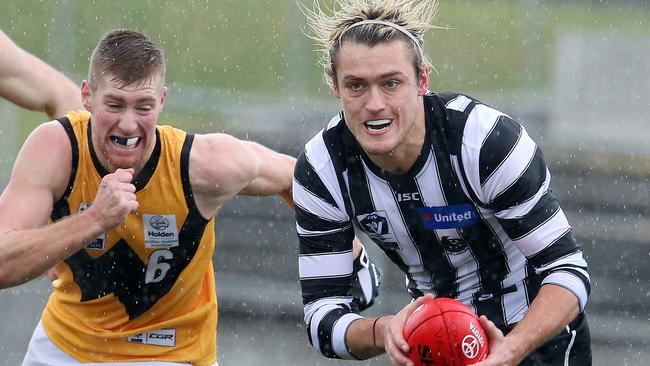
[
  {"x1": 356, "y1": 211, "x2": 400, "y2": 250},
  {"x1": 396, "y1": 192, "x2": 420, "y2": 202},
  {"x1": 417, "y1": 204, "x2": 478, "y2": 230},
  {"x1": 127, "y1": 328, "x2": 176, "y2": 347},
  {"x1": 78, "y1": 202, "x2": 106, "y2": 250},
  {"x1": 144, "y1": 214, "x2": 179, "y2": 248}
]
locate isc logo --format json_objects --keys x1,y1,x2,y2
[{"x1": 396, "y1": 192, "x2": 420, "y2": 202}]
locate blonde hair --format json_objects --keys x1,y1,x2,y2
[{"x1": 301, "y1": 0, "x2": 439, "y2": 88}]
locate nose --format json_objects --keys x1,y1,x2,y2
[
  {"x1": 364, "y1": 86, "x2": 386, "y2": 114},
  {"x1": 117, "y1": 109, "x2": 139, "y2": 134}
]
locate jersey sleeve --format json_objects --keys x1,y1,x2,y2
[
  {"x1": 293, "y1": 142, "x2": 362, "y2": 359},
  {"x1": 457, "y1": 102, "x2": 590, "y2": 311}
]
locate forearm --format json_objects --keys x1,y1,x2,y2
[
  {"x1": 503, "y1": 284, "x2": 580, "y2": 363},
  {"x1": 0, "y1": 212, "x2": 105, "y2": 288},
  {"x1": 240, "y1": 143, "x2": 296, "y2": 196},
  {"x1": 346, "y1": 317, "x2": 387, "y2": 359}
]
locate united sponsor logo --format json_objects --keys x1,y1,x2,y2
[
  {"x1": 417, "y1": 204, "x2": 478, "y2": 230},
  {"x1": 144, "y1": 214, "x2": 179, "y2": 248}
]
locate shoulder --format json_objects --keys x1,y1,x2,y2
[{"x1": 13, "y1": 120, "x2": 72, "y2": 197}]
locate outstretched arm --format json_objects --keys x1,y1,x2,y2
[
  {"x1": 189, "y1": 133, "x2": 296, "y2": 218},
  {"x1": 0, "y1": 30, "x2": 81, "y2": 119}
]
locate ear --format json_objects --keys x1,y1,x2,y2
[
  {"x1": 159, "y1": 86, "x2": 168, "y2": 109},
  {"x1": 417, "y1": 67, "x2": 430, "y2": 96},
  {"x1": 81, "y1": 80, "x2": 93, "y2": 111}
]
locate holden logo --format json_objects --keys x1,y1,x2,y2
[
  {"x1": 461, "y1": 335, "x2": 480, "y2": 359},
  {"x1": 149, "y1": 215, "x2": 170, "y2": 231}
]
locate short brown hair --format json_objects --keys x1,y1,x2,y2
[{"x1": 88, "y1": 29, "x2": 166, "y2": 90}]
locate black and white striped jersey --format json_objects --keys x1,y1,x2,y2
[{"x1": 293, "y1": 92, "x2": 590, "y2": 359}]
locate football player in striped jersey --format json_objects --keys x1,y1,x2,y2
[{"x1": 294, "y1": 1, "x2": 591, "y2": 365}]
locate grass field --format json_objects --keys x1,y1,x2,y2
[{"x1": 1, "y1": 0, "x2": 648, "y2": 138}]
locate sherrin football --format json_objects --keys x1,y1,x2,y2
[{"x1": 403, "y1": 297, "x2": 489, "y2": 366}]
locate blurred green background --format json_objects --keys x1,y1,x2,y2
[{"x1": 2, "y1": 0, "x2": 648, "y2": 140}]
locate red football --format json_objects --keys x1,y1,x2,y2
[{"x1": 403, "y1": 297, "x2": 489, "y2": 366}]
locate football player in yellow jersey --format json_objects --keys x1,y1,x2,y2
[
  {"x1": 0, "y1": 29, "x2": 293, "y2": 366},
  {"x1": 0, "y1": 30, "x2": 81, "y2": 119},
  {"x1": 0, "y1": 28, "x2": 379, "y2": 366}
]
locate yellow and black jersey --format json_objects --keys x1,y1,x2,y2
[{"x1": 42, "y1": 110, "x2": 217, "y2": 365}]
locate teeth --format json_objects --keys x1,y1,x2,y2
[
  {"x1": 365, "y1": 119, "x2": 392, "y2": 130},
  {"x1": 111, "y1": 136, "x2": 139, "y2": 147}
]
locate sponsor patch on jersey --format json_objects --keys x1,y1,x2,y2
[
  {"x1": 144, "y1": 214, "x2": 179, "y2": 248},
  {"x1": 127, "y1": 328, "x2": 176, "y2": 347},
  {"x1": 356, "y1": 211, "x2": 400, "y2": 250},
  {"x1": 417, "y1": 204, "x2": 478, "y2": 229},
  {"x1": 77, "y1": 202, "x2": 106, "y2": 250}
]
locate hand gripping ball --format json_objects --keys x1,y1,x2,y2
[{"x1": 403, "y1": 297, "x2": 489, "y2": 366}]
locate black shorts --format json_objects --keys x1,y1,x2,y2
[{"x1": 518, "y1": 312, "x2": 591, "y2": 366}]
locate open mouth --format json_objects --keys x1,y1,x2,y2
[
  {"x1": 364, "y1": 119, "x2": 392, "y2": 132},
  {"x1": 110, "y1": 136, "x2": 140, "y2": 149}
]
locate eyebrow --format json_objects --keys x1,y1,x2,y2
[{"x1": 341, "y1": 71, "x2": 404, "y2": 81}]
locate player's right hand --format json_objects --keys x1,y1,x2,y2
[{"x1": 87, "y1": 168, "x2": 138, "y2": 231}]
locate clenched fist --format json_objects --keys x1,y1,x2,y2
[{"x1": 85, "y1": 168, "x2": 139, "y2": 231}]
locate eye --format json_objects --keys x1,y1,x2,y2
[
  {"x1": 107, "y1": 103, "x2": 122, "y2": 110},
  {"x1": 385, "y1": 80, "x2": 399, "y2": 89},
  {"x1": 137, "y1": 105, "x2": 153, "y2": 112},
  {"x1": 348, "y1": 82, "x2": 364, "y2": 92}
]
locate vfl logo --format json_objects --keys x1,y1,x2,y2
[
  {"x1": 356, "y1": 211, "x2": 399, "y2": 250},
  {"x1": 149, "y1": 215, "x2": 170, "y2": 231},
  {"x1": 417, "y1": 204, "x2": 478, "y2": 230},
  {"x1": 417, "y1": 344, "x2": 435, "y2": 365},
  {"x1": 440, "y1": 235, "x2": 468, "y2": 254}
]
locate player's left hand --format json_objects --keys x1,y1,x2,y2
[
  {"x1": 383, "y1": 293, "x2": 434, "y2": 366},
  {"x1": 471, "y1": 315, "x2": 517, "y2": 366}
]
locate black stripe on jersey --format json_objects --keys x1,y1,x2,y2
[
  {"x1": 52, "y1": 117, "x2": 79, "y2": 220},
  {"x1": 302, "y1": 277, "x2": 352, "y2": 304},
  {"x1": 86, "y1": 121, "x2": 162, "y2": 192},
  {"x1": 489, "y1": 146, "x2": 547, "y2": 212},
  {"x1": 528, "y1": 231, "x2": 579, "y2": 266},
  {"x1": 498, "y1": 192, "x2": 561, "y2": 240},
  {"x1": 316, "y1": 308, "x2": 352, "y2": 359},
  {"x1": 296, "y1": 205, "x2": 351, "y2": 235},
  {"x1": 298, "y1": 225, "x2": 354, "y2": 255},
  {"x1": 479, "y1": 116, "x2": 522, "y2": 187},
  {"x1": 523, "y1": 261, "x2": 542, "y2": 307},
  {"x1": 434, "y1": 93, "x2": 476, "y2": 156},
  {"x1": 65, "y1": 206, "x2": 210, "y2": 320},
  {"x1": 295, "y1": 152, "x2": 340, "y2": 210}
]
